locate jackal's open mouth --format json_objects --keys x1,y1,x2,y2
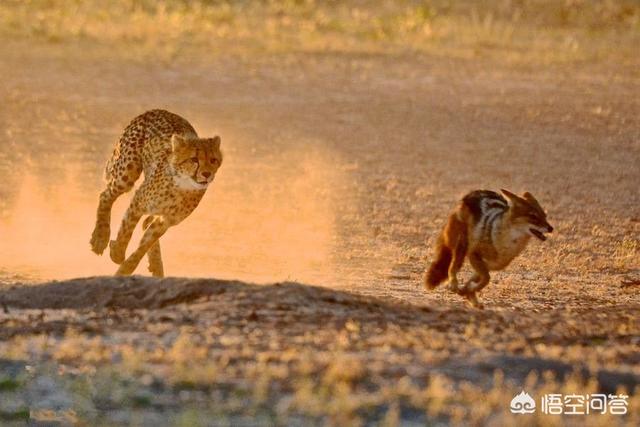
[{"x1": 529, "y1": 228, "x2": 547, "y2": 241}]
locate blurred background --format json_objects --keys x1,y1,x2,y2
[{"x1": 1, "y1": 0, "x2": 639, "y2": 61}]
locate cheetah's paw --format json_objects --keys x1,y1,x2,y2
[
  {"x1": 109, "y1": 240, "x2": 126, "y2": 264},
  {"x1": 148, "y1": 263, "x2": 164, "y2": 277},
  {"x1": 90, "y1": 224, "x2": 110, "y2": 255},
  {"x1": 115, "y1": 259, "x2": 136, "y2": 276}
]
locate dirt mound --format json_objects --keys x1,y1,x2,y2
[
  {"x1": 0, "y1": 276, "x2": 432, "y2": 316},
  {"x1": 1, "y1": 276, "x2": 236, "y2": 310}
]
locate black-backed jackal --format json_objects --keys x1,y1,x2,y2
[{"x1": 425, "y1": 189, "x2": 553, "y2": 308}]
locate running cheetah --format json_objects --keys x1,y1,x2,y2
[{"x1": 90, "y1": 109, "x2": 223, "y2": 276}]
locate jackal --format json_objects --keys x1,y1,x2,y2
[{"x1": 425, "y1": 189, "x2": 553, "y2": 308}]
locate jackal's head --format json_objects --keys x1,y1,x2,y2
[
  {"x1": 170, "y1": 134, "x2": 223, "y2": 190},
  {"x1": 501, "y1": 189, "x2": 553, "y2": 241}
]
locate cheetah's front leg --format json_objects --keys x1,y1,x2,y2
[
  {"x1": 90, "y1": 188, "x2": 119, "y2": 254},
  {"x1": 116, "y1": 216, "x2": 169, "y2": 276},
  {"x1": 142, "y1": 216, "x2": 164, "y2": 277},
  {"x1": 91, "y1": 160, "x2": 140, "y2": 255}
]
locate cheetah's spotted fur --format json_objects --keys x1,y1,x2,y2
[{"x1": 90, "y1": 109, "x2": 222, "y2": 276}]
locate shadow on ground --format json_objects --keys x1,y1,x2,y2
[{"x1": 1, "y1": 277, "x2": 638, "y2": 398}]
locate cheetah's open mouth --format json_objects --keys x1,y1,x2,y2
[
  {"x1": 192, "y1": 175, "x2": 211, "y2": 186},
  {"x1": 529, "y1": 228, "x2": 547, "y2": 241}
]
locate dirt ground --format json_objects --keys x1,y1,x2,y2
[{"x1": 0, "y1": 35, "x2": 639, "y2": 425}]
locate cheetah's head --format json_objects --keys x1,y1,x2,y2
[{"x1": 170, "y1": 134, "x2": 223, "y2": 190}]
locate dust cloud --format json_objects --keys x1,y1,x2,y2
[{"x1": 0, "y1": 146, "x2": 346, "y2": 286}]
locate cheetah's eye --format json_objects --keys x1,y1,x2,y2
[{"x1": 210, "y1": 158, "x2": 219, "y2": 164}]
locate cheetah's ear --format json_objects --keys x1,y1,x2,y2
[
  {"x1": 210, "y1": 136, "x2": 221, "y2": 150},
  {"x1": 171, "y1": 134, "x2": 187, "y2": 152}
]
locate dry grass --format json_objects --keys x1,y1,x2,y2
[
  {"x1": 0, "y1": 0, "x2": 639, "y2": 63},
  {"x1": 614, "y1": 237, "x2": 639, "y2": 270},
  {"x1": 0, "y1": 278, "x2": 638, "y2": 425}
]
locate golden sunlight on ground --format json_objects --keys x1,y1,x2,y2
[
  {"x1": 0, "y1": 145, "x2": 345, "y2": 285},
  {"x1": 0, "y1": 169, "x2": 113, "y2": 280},
  {"x1": 162, "y1": 145, "x2": 345, "y2": 284}
]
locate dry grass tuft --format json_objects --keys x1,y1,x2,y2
[{"x1": 0, "y1": 0, "x2": 638, "y2": 63}]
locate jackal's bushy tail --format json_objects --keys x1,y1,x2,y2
[{"x1": 425, "y1": 242, "x2": 452, "y2": 289}]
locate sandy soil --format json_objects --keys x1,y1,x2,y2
[{"x1": 0, "y1": 39, "x2": 639, "y2": 425}]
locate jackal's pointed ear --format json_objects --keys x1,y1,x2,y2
[
  {"x1": 501, "y1": 189, "x2": 523, "y2": 205},
  {"x1": 523, "y1": 192, "x2": 543, "y2": 211},
  {"x1": 171, "y1": 134, "x2": 187, "y2": 152},
  {"x1": 209, "y1": 136, "x2": 221, "y2": 150}
]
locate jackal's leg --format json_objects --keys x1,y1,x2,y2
[
  {"x1": 465, "y1": 292, "x2": 482, "y2": 309},
  {"x1": 447, "y1": 236, "x2": 468, "y2": 294},
  {"x1": 463, "y1": 253, "x2": 490, "y2": 308},
  {"x1": 143, "y1": 216, "x2": 164, "y2": 277},
  {"x1": 466, "y1": 253, "x2": 490, "y2": 291},
  {"x1": 110, "y1": 192, "x2": 144, "y2": 264},
  {"x1": 116, "y1": 216, "x2": 169, "y2": 276}
]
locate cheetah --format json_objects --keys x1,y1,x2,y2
[{"x1": 90, "y1": 109, "x2": 223, "y2": 276}]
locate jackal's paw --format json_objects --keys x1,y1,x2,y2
[
  {"x1": 465, "y1": 293, "x2": 484, "y2": 310},
  {"x1": 109, "y1": 240, "x2": 126, "y2": 264},
  {"x1": 448, "y1": 281, "x2": 467, "y2": 295},
  {"x1": 90, "y1": 224, "x2": 110, "y2": 255},
  {"x1": 464, "y1": 280, "x2": 481, "y2": 293}
]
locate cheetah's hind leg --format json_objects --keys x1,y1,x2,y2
[
  {"x1": 143, "y1": 216, "x2": 164, "y2": 277},
  {"x1": 116, "y1": 216, "x2": 169, "y2": 276}
]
